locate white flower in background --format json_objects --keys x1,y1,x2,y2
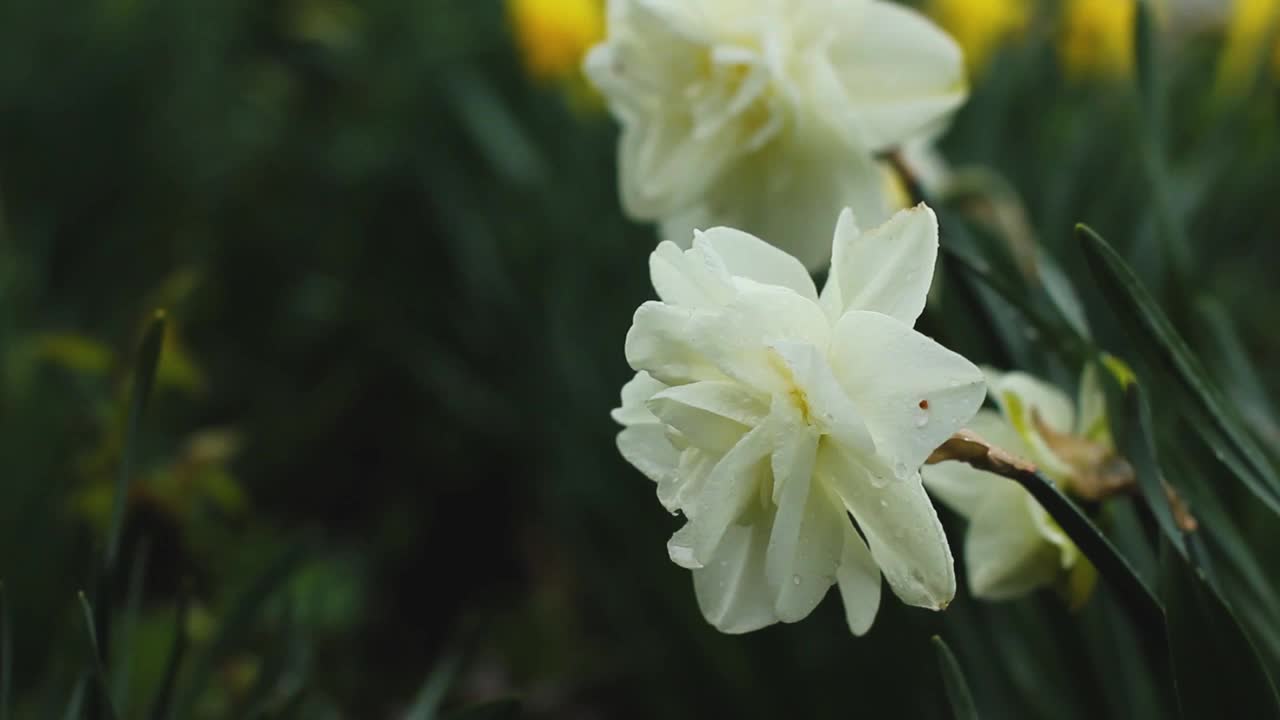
[
  {"x1": 612, "y1": 204, "x2": 985, "y2": 634},
  {"x1": 584, "y1": 0, "x2": 968, "y2": 270},
  {"x1": 922, "y1": 368, "x2": 1112, "y2": 602}
]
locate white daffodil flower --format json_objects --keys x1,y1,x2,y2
[
  {"x1": 584, "y1": 0, "x2": 968, "y2": 270},
  {"x1": 922, "y1": 367, "x2": 1111, "y2": 601},
  {"x1": 612, "y1": 204, "x2": 986, "y2": 635}
]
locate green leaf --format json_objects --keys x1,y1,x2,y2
[
  {"x1": 1104, "y1": 379, "x2": 1186, "y2": 555},
  {"x1": 170, "y1": 543, "x2": 307, "y2": 719},
  {"x1": 112, "y1": 540, "x2": 149, "y2": 712},
  {"x1": 61, "y1": 674, "x2": 89, "y2": 720},
  {"x1": 932, "y1": 636, "x2": 980, "y2": 720},
  {"x1": 106, "y1": 310, "x2": 167, "y2": 570},
  {"x1": 1076, "y1": 225, "x2": 1280, "y2": 515},
  {"x1": 1161, "y1": 539, "x2": 1280, "y2": 718},
  {"x1": 405, "y1": 650, "x2": 464, "y2": 720},
  {"x1": 1, "y1": 582, "x2": 10, "y2": 720},
  {"x1": 940, "y1": 244, "x2": 1091, "y2": 366},
  {"x1": 147, "y1": 589, "x2": 189, "y2": 720},
  {"x1": 76, "y1": 593, "x2": 119, "y2": 720},
  {"x1": 1011, "y1": 470, "x2": 1165, "y2": 644}
]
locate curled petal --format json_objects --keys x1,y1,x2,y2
[
  {"x1": 694, "y1": 227, "x2": 819, "y2": 302},
  {"x1": 612, "y1": 371, "x2": 669, "y2": 426}
]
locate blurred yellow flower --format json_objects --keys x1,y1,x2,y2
[
  {"x1": 1058, "y1": 0, "x2": 1136, "y2": 80},
  {"x1": 509, "y1": 0, "x2": 604, "y2": 82},
  {"x1": 928, "y1": 0, "x2": 1031, "y2": 74},
  {"x1": 1219, "y1": 0, "x2": 1280, "y2": 93}
]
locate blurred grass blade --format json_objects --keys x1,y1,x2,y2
[
  {"x1": 76, "y1": 593, "x2": 119, "y2": 720},
  {"x1": 61, "y1": 674, "x2": 89, "y2": 720},
  {"x1": 1105, "y1": 380, "x2": 1186, "y2": 556},
  {"x1": 172, "y1": 543, "x2": 307, "y2": 718},
  {"x1": 932, "y1": 636, "x2": 979, "y2": 720},
  {"x1": 147, "y1": 588, "x2": 189, "y2": 720},
  {"x1": 1, "y1": 582, "x2": 10, "y2": 720},
  {"x1": 106, "y1": 310, "x2": 166, "y2": 570},
  {"x1": 405, "y1": 650, "x2": 464, "y2": 720},
  {"x1": 1161, "y1": 539, "x2": 1280, "y2": 717},
  {"x1": 112, "y1": 539, "x2": 150, "y2": 710},
  {"x1": 1012, "y1": 470, "x2": 1165, "y2": 642},
  {"x1": 1076, "y1": 225, "x2": 1280, "y2": 514},
  {"x1": 940, "y1": 245, "x2": 1091, "y2": 365}
]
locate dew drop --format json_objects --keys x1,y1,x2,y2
[
  {"x1": 914, "y1": 413, "x2": 929, "y2": 428},
  {"x1": 880, "y1": 498, "x2": 889, "y2": 508},
  {"x1": 792, "y1": 575, "x2": 802, "y2": 586}
]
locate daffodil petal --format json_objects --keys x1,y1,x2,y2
[
  {"x1": 694, "y1": 226, "x2": 819, "y2": 302},
  {"x1": 649, "y1": 240, "x2": 734, "y2": 310},
  {"x1": 648, "y1": 382, "x2": 760, "y2": 453},
  {"x1": 611, "y1": 371, "x2": 668, "y2": 426},
  {"x1": 965, "y1": 483, "x2": 1061, "y2": 600},
  {"x1": 836, "y1": 524, "x2": 882, "y2": 635},
  {"x1": 830, "y1": 310, "x2": 986, "y2": 472},
  {"x1": 827, "y1": 204, "x2": 938, "y2": 325},
  {"x1": 617, "y1": 423, "x2": 680, "y2": 489},
  {"x1": 765, "y1": 431, "x2": 843, "y2": 622},
  {"x1": 692, "y1": 508, "x2": 779, "y2": 633},
  {"x1": 689, "y1": 421, "x2": 775, "y2": 564},
  {"x1": 921, "y1": 409, "x2": 1024, "y2": 517},
  {"x1": 822, "y1": 445, "x2": 956, "y2": 610},
  {"x1": 829, "y1": 1, "x2": 967, "y2": 152},
  {"x1": 625, "y1": 301, "x2": 723, "y2": 385},
  {"x1": 686, "y1": 282, "x2": 830, "y2": 395}
]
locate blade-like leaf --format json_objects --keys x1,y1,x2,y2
[
  {"x1": 1104, "y1": 379, "x2": 1186, "y2": 555},
  {"x1": 1012, "y1": 470, "x2": 1165, "y2": 643},
  {"x1": 1077, "y1": 225, "x2": 1280, "y2": 514},
  {"x1": 941, "y1": 245, "x2": 1091, "y2": 365},
  {"x1": 76, "y1": 593, "x2": 118, "y2": 720},
  {"x1": 1161, "y1": 539, "x2": 1280, "y2": 718},
  {"x1": 61, "y1": 674, "x2": 89, "y2": 720},
  {"x1": 147, "y1": 588, "x2": 189, "y2": 720},
  {"x1": 171, "y1": 543, "x2": 307, "y2": 718},
  {"x1": 933, "y1": 636, "x2": 980, "y2": 720},
  {"x1": 405, "y1": 650, "x2": 464, "y2": 720},
  {"x1": 106, "y1": 310, "x2": 166, "y2": 570}
]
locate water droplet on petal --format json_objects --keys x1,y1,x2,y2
[
  {"x1": 914, "y1": 413, "x2": 929, "y2": 428},
  {"x1": 792, "y1": 575, "x2": 802, "y2": 586},
  {"x1": 880, "y1": 498, "x2": 889, "y2": 508}
]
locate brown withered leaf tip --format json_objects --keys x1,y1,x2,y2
[{"x1": 925, "y1": 429, "x2": 1038, "y2": 477}]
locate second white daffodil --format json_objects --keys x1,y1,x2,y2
[
  {"x1": 613, "y1": 204, "x2": 985, "y2": 635},
  {"x1": 922, "y1": 367, "x2": 1115, "y2": 603},
  {"x1": 585, "y1": 0, "x2": 967, "y2": 270}
]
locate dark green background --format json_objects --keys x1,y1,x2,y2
[{"x1": 0, "y1": 0, "x2": 1276, "y2": 717}]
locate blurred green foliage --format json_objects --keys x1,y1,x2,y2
[{"x1": 0, "y1": 0, "x2": 1277, "y2": 717}]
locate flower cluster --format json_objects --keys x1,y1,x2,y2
[
  {"x1": 922, "y1": 367, "x2": 1117, "y2": 602},
  {"x1": 584, "y1": 0, "x2": 967, "y2": 269},
  {"x1": 613, "y1": 206, "x2": 985, "y2": 633}
]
